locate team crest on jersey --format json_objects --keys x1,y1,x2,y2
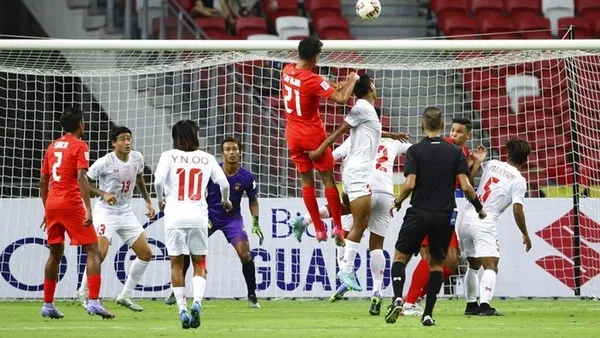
[{"x1": 234, "y1": 183, "x2": 242, "y2": 191}]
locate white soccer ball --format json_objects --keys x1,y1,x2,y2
[{"x1": 356, "y1": 0, "x2": 381, "y2": 21}]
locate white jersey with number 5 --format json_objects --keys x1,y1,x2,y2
[
  {"x1": 334, "y1": 137, "x2": 411, "y2": 195},
  {"x1": 464, "y1": 159, "x2": 527, "y2": 223},
  {"x1": 88, "y1": 151, "x2": 144, "y2": 214},
  {"x1": 154, "y1": 149, "x2": 227, "y2": 229}
]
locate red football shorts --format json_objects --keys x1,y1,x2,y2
[
  {"x1": 421, "y1": 231, "x2": 459, "y2": 249},
  {"x1": 45, "y1": 207, "x2": 97, "y2": 246},
  {"x1": 287, "y1": 131, "x2": 335, "y2": 173}
]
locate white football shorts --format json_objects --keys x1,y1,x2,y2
[
  {"x1": 342, "y1": 168, "x2": 372, "y2": 202},
  {"x1": 165, "y1": 227, "x2": 208, "y2": 256},
  {"x1": 341, "y1": 192, "x2": 393, "y2": 237},
  {"x1": 457, "y1": 215, "x2": 499, "y2": 258},
  {"x1": 93, "y1": 210, "x2": 144, "y2": 246}
]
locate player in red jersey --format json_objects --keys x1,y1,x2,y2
[
  {"x1": 39, "y1": 107, "x2": 114, "y2": 319},
  {"x1": 283, "y1": 37, "x2": 359, "y2": 244},
  {"x1": 402, "y1": 117, "x2": 487, "y2": 316}
]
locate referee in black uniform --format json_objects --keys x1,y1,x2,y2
[{"x1": 384, "y1": 107, "x2": 486, "y2": 326}]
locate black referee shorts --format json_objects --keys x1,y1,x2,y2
[{"x1": 395, "y1": 207, "x2": 454, "y2": 261}]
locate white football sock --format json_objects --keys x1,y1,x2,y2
[
  {"x1": 173, "y1": 287, "x2": 187, "y2": 312},
  {"x1": 79, "y1": 266, "x2": 89, "y2": 293},
  {"x1": 341, "y1": 240, "x2": 359, "y2": 274},
  {"x1": 336, "y1": 246, "x2": 345, "y2": 265},
  {"x1": 370, "y1": 249, "x2": 385, "y2": 295},
  {"x1": 121, "y1": 258, "x2": 149, "y2": 297},
  {"x1": 465, "y1": 267, "x2": 479, "y2": 303},
  {"x1": 192, "y1": 276, "x2": 207, "y2": 304},
  {"x1": 479, "y1": 269, "x2": 497, "y2": 305}
]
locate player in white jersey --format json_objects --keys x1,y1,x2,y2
[
  {"x1": 308, "y1": 74, "x2": 381, "y2": 292},
  {"x1": 154, "y1": 120, "x2": 232, "y2": 330},
  {"x1": 77, "y1": 126, "x2": 155, "y2": 312},
  {"x1": 457, "y1": 138, "x2": 533, "y2": 316}
]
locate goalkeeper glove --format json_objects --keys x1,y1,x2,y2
[{"x1": 252, "y1": 216, "x2": 264, "y2": 246}]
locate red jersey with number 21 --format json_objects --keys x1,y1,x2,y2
[
  {"x1": 41, "y1": 134, "x2": 90, "y2": 209},
  {"x1": 444, "y1": 136, "x2": 470, "y2": 189},
  {"x1": 282, "y1": 64, "x2": 336, "y2": 137}
]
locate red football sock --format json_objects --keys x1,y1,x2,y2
[
  {"x1": 43, "y1": 278, "x2": 57, "y2": 303},
  {"x1": 302, "y1": 187, "x2": 325, "y2": 232},
  {"x1": 442, "y1": 265, "x2": 452, "y2": 282},
  {"x1": 405, "y1": 259, "x2": 430, "y2": 304},
  {"x1": 324, "y1": 187, "x2": 342, "y2": 230},
  {"x1": 87, "y1": 274, "x2": 101, "y2": 300}
]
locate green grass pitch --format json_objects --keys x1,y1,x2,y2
[{"x1": 1, "y1": 299, "x2": 599, "y2": 337}]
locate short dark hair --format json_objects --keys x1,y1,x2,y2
[
  {"x1": 110, "y1": 126, "x2": 132, "y2": 143},
  {"x1": 221, "y1": 137, "x2": 242, "y2": 152},
  {"x1": 422, "y1": 106, "x2": 443, "y2": 131},
  {"x1": 298, "y1": 37, "x2": 323, "y2": 61},
  {"x1": 353, "y1": 74, "x2": 372, "y2": 99},
  {"x1": 506, "y1": 138, "x2": 531, "y2": 165},
  {"x1": 172, "y1": 120, "x2": 200, "y2": 152},
  {"x1": 451, "y1": 117, "x2": 473, "y2": 132},
  {"x1": 60, "y1": 107, "x2": 83, "y2": 133}
]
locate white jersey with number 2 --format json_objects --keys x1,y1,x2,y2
[
  {"x1": 334, "y1": 137, "x2": 411, "y2": 195},
  {"x1": 464, "y1": 159, "x2": 527, "y2": 223},
  {"x1": 154, "y1": 149, "x2": 227, "y2": 229}
]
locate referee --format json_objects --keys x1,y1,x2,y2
[{"x1": 384, "y1": 107, "x2": 486, "y2": 326}]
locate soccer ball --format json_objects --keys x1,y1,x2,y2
[{"x1": 356, "y1": 0, "x2": 381, "y2": 21}]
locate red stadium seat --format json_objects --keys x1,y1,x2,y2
[
  {"x1": 305, "y1": 0, "x2": 342, "y2": 18},
  {"x1": 439, "y1": 15, "x2": 478, "y2": 37},
  {"x1": 557, "y1": 17, "x2": 592, "y2": 38},
  {"x1": 173, "y1": 0, "x2": 195, "y2": 13},
  {"x1": 512, "y1": 15, "x2": 553, "y2": 39},
  {"x1": 576, "y1": 0, "x2": 600, "y2": 18},
  {"x1": 477, "y1": 14, "x2": 519, "y2": 39},
  {"x1": 470, "y1": 0, "x2": 504, "y2": 17},
  {"x1": 235, "y1": 17, "x2": 267, "y2": 39},
  {"x1": 262, "y1": 0, "x2": 298, "y2": 22},
  {"x1": 430, "y1": 0, "x2": 469, "y2": 17},
  {"x1": 463, "y1": 68, "x2": 503, "y2": 91},
  {"x1": 504, "y1": 0, "x2": 542, "y2": 19},
  {"x1": 194, "y1": 17, "x2": 227, "y2": 37},
  {"x1": 313, "y1": 15, "x2": 351, "y2": 39}
]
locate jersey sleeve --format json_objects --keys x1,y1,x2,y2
[
  {"x1": 154, "y1": 152, "x2": 170, "y2": 184},
  {"x1": 76, "y1": 142, "x2": 90, "y2": 170},
  {"x1": 306, "y1": 74, "x2": 336, "y2": 100},
  {"x1": 391, "y1": 140, "x2": 411, "y2": 157},
  {"x1": 246, "y1": 172, "x2": 258, "y2": 199},
  {"x1": 403, "y1": 145, "x2": 418, "y2": 176},
  {"x1": 512, "y1": 177, "x2": 527, "y2": 206},
  {"x1": 41, "y1": 149, "x2": 50, "y2": 175},
  {"x1": 344, "y1": 104, "x2": 367, "y2": 127},
  {"x1": 87, "y1": 155, "x2": 106, "y2": 181},
  {"x1": 333, "y1": 138, "x2": 351, "y2": 161},
  {"x1": 455, "y1": 149, "x2": 470, "y2": 176},
  {"x1": 209, "y1": 155, "x2": 227, "y2": 183}
]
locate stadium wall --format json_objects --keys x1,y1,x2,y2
[{"x1": 0, "y1": 198, "x2": 598, "y2": 299}]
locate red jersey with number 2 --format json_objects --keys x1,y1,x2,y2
[
  {"x1": 41, "y1": 134, "x2": 90, "y2": 209},
  {"x1": 444, "y1": 136, "x2": 470, "y2": 189},
  {"x1": 282, "y1": 64, "x2": 336, "y2": 137}
]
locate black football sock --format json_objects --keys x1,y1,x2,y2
[
  {"x1": 423, "y1": 270, "x2": 443, "y2": 318},
  {"x1": 242, "y1": 259, "x2": 257, "y2": 297},
  {"x1": 391, "y1": 261, "x2": 406, "y2": 301}
]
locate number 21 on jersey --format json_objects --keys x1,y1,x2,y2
[
  {"x1": 283, "y1": 85, "x2": 302, "y2": 116},
  {"x1": 176, "y1": 168, "x2": 203, "y2": 201},
  {"x1": 479, "y1": 176, "x2": 500, "y2": 203}
]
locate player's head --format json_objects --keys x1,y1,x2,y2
[
  {"x1": 60, "y1": 107, "x2": 84, "y2": 136},
  {"x1": 506, "y1": 138, "x2": 531, "y2": 167},
  {"x1": 421, "y1": 106, "x2": 443, "y2": 133},
  {"x1": 221, "y1": 137, "x2": 241, "y2": 165},
  {"x1": 449, "y1": 117, "x2": 472, "y2": 146},
  {"x1": 353, "y1": 74, "x2": 376, "y2": 101},
  {"x1": 110, "y1": 126, "x2": 132, "y2": 155},
  {"x1": 298, "y1": 37, "x2": 323, "y2": 64},
  {"x1": 172, "y1": 119, "x2": 200, "y2": 152}
]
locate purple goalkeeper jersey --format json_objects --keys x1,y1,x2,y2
[{"x1": 207, "y1": 163, "x2": 257, "y2": 227}]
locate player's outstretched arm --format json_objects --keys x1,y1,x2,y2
[
  {"x1": 328, "y1": 72, "x2": 360, "y2": 104},
  {"x1": 391, "y1": 174, "x2": 416, "y2": 216},
  {"x1": 382, "y1": 131, "x2": 410, "y2": 143},
  {"x1": 86, "y1": 177, "x2": 117, "y2": 205},
  {"x1": 77, "y1": 169, "x2": 93, "y2": 226},
  {"x1": 468, "y1": 145, "x2": 488, "y2": 185},
  {"x1": 513, "y1": 203, "x2": 531, "y2": 252},
  {"x1": 458, "y1": 174, "x2": 486, "y2": 220},
  {"x1": 215, "y1": 177, "x2": 233, "y2": 212},
  {"x1": 136, "y1": 173, "x2": 155, "y2": 218},
  {"x1": 40, "y1": 173, "x2": 49, "y2": 207},
  {"x1": 308, "y1": 122, "x2": 352, "y2": 161}
]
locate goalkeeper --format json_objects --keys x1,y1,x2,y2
[{"x1": 165, "y1": 137, "x2": 264, "y2": 308}]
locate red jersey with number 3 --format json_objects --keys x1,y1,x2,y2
[
  {"x1": 41, "y1": 134, "x2": 90, "y2": 209},
  {"x1": 444, "y1": 136, "x2": 470, "y2": 189},
  {"x1": 282, "y1": 64, "x2": 336, "y2": 137}
]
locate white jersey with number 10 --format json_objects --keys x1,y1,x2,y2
[
  {"x1": 464, "y1": 159, "x2": 527, "y2": 223},
  {"x1": 154, "y1": 149, "x2": 227, "y2": 229},
  {"x1": 334, "y1": 137, "x2": 411, "y2": 195}
]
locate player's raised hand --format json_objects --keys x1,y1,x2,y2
[
  {"x1": 222, "y1": 200, "x2": 233, "y2": 213},
  {"x1": 83, "y1": 210, "x2": 93, "y2": 227},
  {"x1": 523, "y1": 234, "x2": 532, "y2": 252},
  {"x1": 158, "y1": 199, "x2": 166, "y2": 212},
  {"x1": 390, "y1": 198, "x2": 402, "y2": 217},
  {"x1": 307, "y1": 148, "x2": 324, "y2": 161},
  {"x1": 252, "y1": 216, "x2": 264, "y2": 246},
  {"x1": 145, "y1": 201, "x2": 156, "y2": 219},
  {"x1": 477, "y1": 209, "x2": 487, "y2": 220},
  {"x1": 470, "y1": 145, "x2": 488, "y2": 163},
  {"x1": 102, "y1": 191, "x2": 117, "y2": 206}
]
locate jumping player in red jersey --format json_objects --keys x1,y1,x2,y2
[
  {"x1": 283, "y1": 37, "x2": 359, "y2": 244},
  {"x1": 39, "y1": 107, "x2": 114, "y2": 319},
  {"x1": 401, "y1": 117, "x2": 487, "y2": 316}
]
